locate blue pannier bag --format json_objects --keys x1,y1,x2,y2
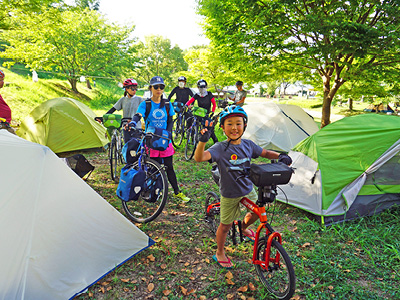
[
  {"x1": 147, "y1": 126, "x2": 170, "y2": 151},
  {"x1": 122, "y1": 138, "x2": 140, "y2": 165},
  {"x1": 172, "y1": 101, "x2": 184, "y2": 113},
  {"x1": 116, "y1": 165, "x2": 146, "y2": 201},
  {"x1": 143, "y1": 173, "x2": 164, "y2": 203}
]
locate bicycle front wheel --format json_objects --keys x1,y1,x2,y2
[
  {"x1": 255, "y1": 237, "x2": 296, "y2": 300},
  {"x1": 205, "y1": 191, "x2": 220, "y2": 236},
  {"x1": 172, "y1": 116, "x2": 184, "y2": 147},
  {"x1": 121, "y1": 157, "x2": 168, "y2": 223},
  {"x1": 110, "y1": 138, "x2": 119, "y2": 182},
  {"x1": 184, "y1": 124, "x2": 198, "y2": 161}
]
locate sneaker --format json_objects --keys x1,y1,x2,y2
[{"x1": 174, "y1": 192, "x2": 190, "y2": 203}]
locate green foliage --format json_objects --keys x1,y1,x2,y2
[
  {"x1": 0, "y1": 7, "x2": 135, "y2": 92},
  {"x1": 132, "y1": 35, "x2": 188, "y2": 89},
  {"x1": 197, "y1": 0, "x2": 400, "y2": 125}
]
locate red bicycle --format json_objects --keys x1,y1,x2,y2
[{"x1": 205, "y1": 162, "x2": 296, "y2": 300}]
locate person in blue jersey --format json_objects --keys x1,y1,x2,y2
[{"x1": 129, "y1": 76, "x2": 190, "y2": 202}]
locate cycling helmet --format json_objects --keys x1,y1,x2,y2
[
  {"x1": 178, "y1": 76, "x2": 187, "y2": 82},
  {"x1": 197, "y1": 79, "x2": 207, "y2": 88},
  {"x1": 219, "y1": 105, "x2": 248, "y2": 127},
  {"x1": 0, "y1": 70, "x2": 4, "y2": 79},
  {"x1": 235, "y1": 80, "x2": 243, "y2": 86},
  {"x1": 123, "y1": 78, "x2": 138, "y2": 88}
]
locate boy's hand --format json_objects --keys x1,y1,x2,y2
[
  {"x1": 278, "y1": 153, "x2": 292, "y2": 165},
  {"x1": 199, "y1": 119, "x2": 214, "y2": 143}
]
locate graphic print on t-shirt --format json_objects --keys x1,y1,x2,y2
[{"x1": 152, "y1": 108, "x2": 166, "y2": 128}]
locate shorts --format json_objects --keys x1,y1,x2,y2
[
  {"x1": 220, "y1": 188, "x2": 258, "y2": 225},
  {"x1": 149, "y1": 142, "x2": 175, "y2": 158}
]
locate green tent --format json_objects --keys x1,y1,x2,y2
[
  {"x1": 17, "y1": 97, "x2": 108, "y2": 153},
  {"x1": 277, "y1": 114, "x2": 400, "y2": 225}
]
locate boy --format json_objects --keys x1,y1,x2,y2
[{"x1": 194, "y1": 105, "x2": 292, "y2": 269}]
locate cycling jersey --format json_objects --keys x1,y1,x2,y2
[
  {"x1": 168, "y1": 87, "x2": 194, "y2": 104},
  {"x1": 186, "y1": 91, "x2": 216, "y2": 113}
]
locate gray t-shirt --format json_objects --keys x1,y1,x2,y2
[
  {"x1": 113, "y1": 95, "x2": 144, "y2": 128},
  {"x1": 233, "y1": 89, "x2": 247, "y2": 106},
  {"x1": 208, "y1": 139, "x2": 263, "y2": 198}
]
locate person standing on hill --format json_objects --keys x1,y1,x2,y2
[
  {"x1": 0, "y1": 70, "x2": 15, "y2": 134},
  {"x1": 105, "y1": 78, "x2": 143, "y2": 142}
]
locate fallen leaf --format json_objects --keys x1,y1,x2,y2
[
  {"x1": 225, "y1": 271, "x2": 234, "y2": 279},
  {"x1": 99, "y1": 287, "x2": 105, "y2": 293},
  {"x1": 301, "y1": 242, "x2": 311, "y2": 248},
  {"x1": 147, "y1": 283, "x2": 154, "y2": 292},
  {"x1": 227, "y1": 293, "x2": 235, "y2": 300},
  {"x1": 163, "y1": 290, "x2": 171, "y2": 296},
  {"x1": 147, "y1": 254, "x2": 156, "y2": 262},
  {"x1": 100, "y1": 281, "x2": 110, "y2": 286},
  {"x1": 199, "y1": 296, "x2": 207, "y2": 300},
  {"x1": 328, "y1": 285, "x2": 334, "y2": 290},
  {"x1": 123, "y1": 288, "x2": 129, "y2": 292},
  {"x1": 88, "y1": 292, "x2": 93, "y2": 297},
  {"x1": 120, "y1": 278, "x2": 130, "y2": 283},
  {"x1": 226, "y1": 278, "x2": 235, "y2": 285},
  {"x1": 291, "y1": 295, "x2": 301, "y2": 300},
  {"x1": 237, "y1": 285, "x2": 248, "y2": 292},
  {"x1": 205, "y1": 258, "x2": 210, "y2": 263},
  {"x1": 249, "y1": 282, "x2": 256, "y2": 291},
  {"x1": 190, "y1": 276, "x2": 195, "y2": 280},
  {"x1": 180, "y1": 286, "x2": 188, "y2": 295},
  {"x1": 160, "y1": 264, "x2": 167, "y2": 269}
]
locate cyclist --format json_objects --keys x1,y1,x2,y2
[
  {"x1": 129, "y1": 76, "x2": 191, "y2": 203},
  {"x1": 167, "y1": 76, "x2": 194, "y2": 105},
  {"x1": 105, "y1": 78, "x2": 143, "y2": 142},
  {"x1": 228, "y1": 80, "x2": 247, "y2": 107},
  {"x1": 185, "y1": 79, "x2": 218, "y2": 144},
  {"x1": 0, "y1": 70, "x2": 15, "y2": 134},
  {"x1": 194, "y1": 105, "x2": 292, "y2": 269}
]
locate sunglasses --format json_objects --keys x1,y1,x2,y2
[
  {"x1": 128, "y1": 86, "x2": 137, "y2": 90},
  {"x1": 152, "y1": 84, "x2": 165, "y2": 90}
]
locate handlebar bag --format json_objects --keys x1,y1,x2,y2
[
  {"x1": 172, "y1": 101, "x2": 184, "y2": 113},
  {"x1": 192, "y1": 106, "x2": 208, "y2": 117},
  {"x1": 122, "y1": 138, "x2": 140, "y2": 165},
  {"x1": 103, "y1": 114, "x2": 122, "y2": 129},
  {"x1": 147, "y1": 126, "x2": 170, "y2": 151},
  {"x1": 249, "y1": 163, "x2": 293, "y2": 187},
  {"x1": 117, "y1": 165, "x2": 146, "y2": 201}
]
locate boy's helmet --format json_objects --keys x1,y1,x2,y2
[
  {"x1": 197, "y1": 79, "x2": 207, "y2": 88},
  {"x1": 219, "y1": 105, "x2": 248, "y2": 127},
  {"x1": 178, "y1": 76, "x2": 187, "y2": 82},
  {"x1": 123, "y1": 78, "x2": 138, "y2": 88},
  {"x1": 0, "y1": 70, "x2": 4, "y2": 79}
]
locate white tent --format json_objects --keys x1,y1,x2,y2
[
  {"x1": 243, "y1": 102, "x2": 319, "y2": 152},
  {"x1": 0, "y1": 131, "x2": 153, "y2": 299}
]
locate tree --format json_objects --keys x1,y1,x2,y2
[
  {"x1": 132, "y1": 35, "x2": 187, "y2": 89},
  {"x1": 181, "y1": 46, "x2": 236, "y2": 91},
  {"x1": 1, "y1": 8, "x2": 135, "y2": 93},
  {"x1": 198, "y1": 0, "x2": 400, "y2": 127}
]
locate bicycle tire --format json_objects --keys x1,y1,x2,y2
[
  {"x1": 121, "y1": 157, "x2": 168, "y2": 223},
  {"x1": 110, "y1": 137, "x2": 118, "y2": 182},
  {"x1": 255, "y1": 237, "x2": 296, "y2": 300},
  {"x1": 205, "y1": 192, "x2": 220, "y2": 236},
  {"x1": 184, "y1": 122, "x2": 198, "y2": 160},
  {"x1": 172, "y1": 116, "x2": 184, "y2": 147}
]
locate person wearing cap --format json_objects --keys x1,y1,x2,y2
[
  {"x1": 185, "y1": 79, "x2": 218, "y2": 144},
  {"x1": 105, "y1": 78, "x2": 143, "y2": 142},
  {"x1": 130, "y1": 76, "x2": 191, "y2": 203},
  {"x1": 168, "y1": 76, "x2": 194, "y2": 104},
  {"x1": 0, "y1": 70, "x2": 15, "y2": 134},
  {"x1": 228, "y1": 80, "x2": 247, "y2": 107}
]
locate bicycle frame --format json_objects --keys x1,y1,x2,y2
[{"x1": 239, "y1": 196, "x2": 283, "y2": 270}]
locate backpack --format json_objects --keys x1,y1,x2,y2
[
  {"x1": 143, "y1": 172, "x2": 164, "y2": 203},
  {"x1": 144, "y1": 99, "x2": 170, "y2": 121},
  {"x1": 116, "y1": 165, "x2": 146, "y2": 202}
]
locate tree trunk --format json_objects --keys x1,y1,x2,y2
[
  {"x1": 86, "y1": 79, "x2": 92, "y2": 89},
  {"x1": 320, "y1": 72, "x2": 345, "y2": 128},
  {"x1": 68, "y1": 78, "x2": 79, "y2": 93},
  {"x1": 348, "y1": 98, "x2": 353, "y2": 111}
]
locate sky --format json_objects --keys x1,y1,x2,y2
[{"x1": 98, "y1": 0, "x2": 210, "y2": 50}]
